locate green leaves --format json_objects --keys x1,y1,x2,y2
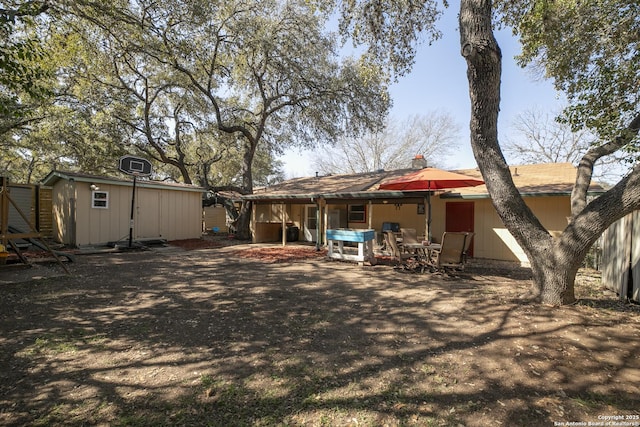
[
  {"x1": 0, "y1": 2, "x2": 52, "y2": 120},
  {"x1": 2, "y1": 0, "x2": 393, "y2": 194},
  {"x1": 498, "y1": 0, "x2": 640, "y2": 145},
  {"x1": 336, "y1": 0, "x2": 445, "y2": 78}
]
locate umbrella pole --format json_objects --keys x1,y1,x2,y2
[
  {"x1": 427, "y1": 191, "x2": 432, "y2": 242},
  {"x1": 423, "y1": 195, "x2": 428, "y2": 241}
]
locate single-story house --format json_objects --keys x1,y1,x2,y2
[
  {"x1": 244, "y1": 162, "x2": 606, "y2": 265},
  {"x1": 41, "y1": 171, "x2": 205, "y2": 247}
]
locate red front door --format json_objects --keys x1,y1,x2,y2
[{"x1": 445, "y1": 201, "x2": 475, "y2": 256}]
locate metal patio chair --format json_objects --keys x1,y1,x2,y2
[
  {"x1": 384, "y1": 231, "x2": 413, "y2": 263},
  {"x1": 429, "y1": 231, "x2": 468, "y2": 271}
]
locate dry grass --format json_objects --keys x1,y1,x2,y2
[{"x1": 0, "y1": 245, "x2": 638, "y2": 426}]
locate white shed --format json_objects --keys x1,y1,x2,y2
[{"x1": 41, "y1": 171, "x2": 205, "y2": 247}]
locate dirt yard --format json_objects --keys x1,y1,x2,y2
[{"x1": 0, "y1": 238, "x2": 639, "y2": 426}]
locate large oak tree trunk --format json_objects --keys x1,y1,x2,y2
[
  {"x1": 234, "y1": 142, "x2": 257, "y2": 240},
  {"x1": 235, "y1": 201, "x2": 252, "y2": 240},
  {"x1": 531, "y1": 259, "x2": 579, "y2": 305},
  {"x1": 458, "y1": 0, "x2": 640, "y2": 305},
  {"x1": 526, "y1": 243, "x2": 581, "y2": 305},
  {"x1": 459, "y1": 0, "x2": 580, "y2": 305}
]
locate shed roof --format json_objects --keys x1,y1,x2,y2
[
  {"x1": 245, "y1": 163, "x2": 607, "y2": 202},
  {"x1": 41, "y1": 171, "x2": 206, "y2": 193}
]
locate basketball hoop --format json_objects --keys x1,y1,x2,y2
[
  {"x1": 118, "y1": 156, "x2": 152, "y2": 177},
  {"x1": 117, "y1": 156, "x2": 153, "y2": 248}
]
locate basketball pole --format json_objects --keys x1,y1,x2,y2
[
  {"x1": 118, "y1": 155, "x2": 152, "y2": 249},
  {"x1": 128, "y1": 173, "x2": 137, "y2": 248}
]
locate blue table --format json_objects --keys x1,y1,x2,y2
[{"x1": 326, "y1": 229, "x2": 376, "y2": 265}]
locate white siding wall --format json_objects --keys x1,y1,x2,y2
[
  {"x1": 53, "y1": 179, "x2": 203, "y2": 246},
  {"x1": 76, "y1": 183, "x2": 131, "y2": 245}
]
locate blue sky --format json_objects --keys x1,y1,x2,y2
[{"x1": 281, "y1": 5, "x2": 565, "y2": 178}]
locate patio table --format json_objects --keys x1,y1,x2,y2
[
  {"x1": 422, "y1": 243, "x2": 441, "y2": 264},
  {"x1": 403, "y1": 242, "x2": 429, "y2": 260}
]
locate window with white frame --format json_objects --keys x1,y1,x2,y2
[
  {"x1": 92, "y1": 191, "x2": 109, "y2": 209},
  {"x1": 348, "y1": 204, "x2": 366, "y2": 223}
]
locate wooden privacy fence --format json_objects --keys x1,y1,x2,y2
[
  {"x1": 0, "y1": 181, "x2": 53, "y2": 238},
  {"x1": 1, "y1": 178, "x2": 70, "y2": 273},
  {"x1": 601, "y1": 211, "x2": 640, "y2": 303}
]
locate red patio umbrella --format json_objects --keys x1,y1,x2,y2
[{"x1": 379, "y1": 167, "x2": 484, "y2": 240}]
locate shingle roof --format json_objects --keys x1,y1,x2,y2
[
  {"x1": 247, "y1": 163, "x2": 607, "y2": 201},
  {"x1": 449, "y1": 163, "x2": 607, "y2": 197},
  {"x1": 248, "y1": 168, "x2": 416, "y2": 199}
]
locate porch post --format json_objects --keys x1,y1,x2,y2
[
  {"x1": 424, "y1": 195, "x2": 429, "y2": 241},
  {"x1": 316, "y1": 198, "x2": 323, "y2": 251},
  {"x1": 251, "y1": 202, "x2": 257, "y2": 243},
  {"x1": 281, "y1": 203, "x2": 286, "y2": 246}
]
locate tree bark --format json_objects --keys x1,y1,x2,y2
[
  {"x1": 235, "y1": 201, "x2": 252, "y2": 240},
  {"x1": 233, "y1": 139, "x2": 257, "y2": 240},
  {"x1": 529, "y1": 249, "x2": 581, "y2": 305},
  {"x1": 522, "y1": 238, "x2": 581, "y2": 305},
  {"x1": 459, "y1": 0, "x2": 577, "y2": 305},
  {"x1": 571, "y1": 112, "x2": 640, "y2": 216},
  {"x1": 458, "y1": 0, "x2": 543, "y2": 241}
]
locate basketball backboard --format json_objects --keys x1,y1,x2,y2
[{"x1": 118, "y1": 156, "x2": 152, "y2": 176}]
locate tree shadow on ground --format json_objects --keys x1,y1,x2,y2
[{"x1": 0, "y1": 249, "x2": 638, "y2": 426}]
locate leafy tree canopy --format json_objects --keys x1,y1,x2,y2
[
  {"x1": 51, "y1": 0, "x2": 390, "y2": 191},
  {"x1": 336, "y1": 0, "x2": 446, "y2": 78},
  {"x1": 0, "y1": 1, "x2": 52, "y2": 128},
  {"x1": 497, "y1": 0, "x2": 640, "y2": 148}
]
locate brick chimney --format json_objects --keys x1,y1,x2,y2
[{"x1": 411, "y1": 154, "x2": 427, "y2": 169}]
